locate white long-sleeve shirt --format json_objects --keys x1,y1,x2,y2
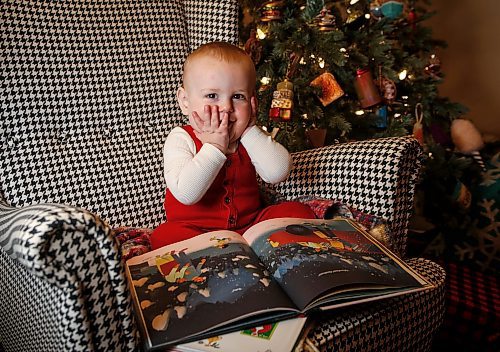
[{"x1": 163, "y1": 125, "x2": 292, "y2": 205}]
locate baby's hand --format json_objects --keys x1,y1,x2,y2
[{"x1": 192, "y1": 105, "x2": 229, "y2": 154}]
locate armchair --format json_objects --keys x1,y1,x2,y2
[{"x1": 0, "y1": 1, "x2": 445, "y2": 351}]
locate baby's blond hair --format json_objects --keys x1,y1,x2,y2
[{"x1": 183, "y1": 41, "x2": 256, "y2": 84}]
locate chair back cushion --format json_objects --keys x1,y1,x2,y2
[{"x1": 1, "y1": 0, "x2": 238, "y2": 228}]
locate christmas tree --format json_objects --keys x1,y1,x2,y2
[{"x1": 239, "y1": 0, "x2": 488, "y2": 264}]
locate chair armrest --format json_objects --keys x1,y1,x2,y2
[
  {"x1": 271, "y1": 136, "x2": 422, "y2": 256},
  {"x1": 0, "y1": 199, "x2": 137, "y2": 351}
]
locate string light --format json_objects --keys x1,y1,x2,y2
[
  {"x1": 318, "y1": 57, "x2": 325, "y2": 68},
  {"x1": 398, "y1": 69, "x2": 407, "y2": 80},
  {"x1": 256, "y1": 28, "x2": 266, "y2": 40},
  {"x1": 355, "y1": 110, "x2": 365, "y2": 115},
  {"x1": 260, "y1": 77, "x2": 271, "y2": 85}
]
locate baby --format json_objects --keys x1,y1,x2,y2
[{"x1": 150, "y1": 41, "x2": 315, "y2": 249}]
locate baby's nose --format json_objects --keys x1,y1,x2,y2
[{"x1": 219, "y1": 100, "x2": 234, "y2": 114}]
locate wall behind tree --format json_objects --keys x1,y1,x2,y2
[{"x1": 428, "y1": 0, "x2": 500, "y2": 139}]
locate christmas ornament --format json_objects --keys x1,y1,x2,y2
[
  {"x1": 354, "y1": 68, "x2": 382, "y2": 108},
  {"x1": 260, "y1": 0, "x2": 284, "y2": 22},
  {"x1": 424, "y1": 54, "x2": 442, "y2": 79},
  {"x1": 450, "y1": 179, "x2": 472, "y2": 209},
  {"x1": 412, "y1": 103, "x2": 424, "y2": 145},
  {"x1": 314, "y1": 6, "x2": 337, "y2": 31},
  {"x1": 345, "y1": 1, "x2": 366, "y2": 29},
  {"x1": 407, "y1": 7, "x2": 417, "y2": 30},
  {"x1": 370, "y1": 0, "x2": 383, "y2": 19},
  {"x1": 380, "y1": 1, "x2": 404, "y2": 19},
  {"x1": 244, "y1": 29, "x2": 263, "y2": 65},
  {"x1": 375, "y1": 105, "x2": 388, "y2": 129},
  {"x1": 378, "y1": 76, "x2": 397, "y2": 103},
  {"x1": 310, "y1": 72, "x2": 344, "y2": 106},
  {"x1": 269, "y1": 79, "x2": 293, "y2": 121},
  {"x1": 306, "y1": 128, "x2": 327, "y2": 148},
  {"x1": 451, "y1": 118, "x2": 486, "y2": 170}
]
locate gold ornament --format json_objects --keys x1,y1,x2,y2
[
  {"x1": 261, "y1": 0, "x2": 284, "y2": 22},
  {"x1": 310, "y1": 72, "x2": 344, "y2": 106},
  {"x1": 269, "y1": 79, "x2": 294, "y2": 121},
  {"x1": 314, "y1": 6, "x2": 337, "y2": 31}
]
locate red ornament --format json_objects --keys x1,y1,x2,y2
[
  {"x1": 354, "y1": 68, "x2": 382, "y2": 108},
  {"x1": 408, "y1": 8, "x2": 417, "y2": 31}
]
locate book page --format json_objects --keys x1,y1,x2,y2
[
  {"x1": 126, "y1": 230, "x2": 297, "y2": 350},
  {"x1": 243, "y1": 218, "x2": 431, "y2": 311}
]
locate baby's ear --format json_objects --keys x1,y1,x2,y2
[{"x1": 176, "y1": 87, "x2": 189, "y2": 115}]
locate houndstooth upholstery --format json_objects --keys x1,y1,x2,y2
[
  {"x1": 0, "y1": 0, "x2": 444, "y2": 351},
  {"x1": 304, "y1": 258, "x2": 446, "y2": 352},
  {"x1": 278, "y1": 136, "x2": 422, "y2": 256}
]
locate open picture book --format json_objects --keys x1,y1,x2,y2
[{"x1": 125, "y1": 217, "x2": 433, "y2": 351}]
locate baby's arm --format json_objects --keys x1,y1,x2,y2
[
  {"x1": 241, "y1": 126, "x2": 292, "y2": 184},
  {"x1": 164, "y1": 127, "x2": 226, "y2": 205}
]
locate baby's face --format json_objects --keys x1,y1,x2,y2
[{"x1": 179, "y1": 56, "x2": 255, "y2": 144}]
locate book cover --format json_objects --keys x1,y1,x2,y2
[{"x1": 170, "y1": 316, "x2": 308, "y2": 352}]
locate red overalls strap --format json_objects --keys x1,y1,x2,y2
[{"x1": 164, "y1": 125, "x2": 262, "y2": 230}]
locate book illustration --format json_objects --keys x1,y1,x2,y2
[
  {"x1": 172, "y1": 316, "x2": 308, "y2": 352},
  {"x1": 127, "y1": 232, "x2": 295, "y2": 348},
  {"x1": 127, "y1": 218, "x2": 431, "y2": 350},
  {"x1": 244, "y1": 218, "x2": 425, "y2": 310},
  {"x1": 240, "y1": 323, "x2": 277, "y2": 339}
]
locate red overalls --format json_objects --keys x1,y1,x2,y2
[{"x1": 150, "y1": 125, "x2": 316, "y2": 249}]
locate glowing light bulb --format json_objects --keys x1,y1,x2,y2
[
  {"x1": 398, "y1": 69, "x2": 407, "y2": 80},
  {"x1": 355, "y1": 110, "x2": 365, "y2": 116},
  {"x1": 318, "y1": 57, "x2": 325, "y2": 68},
  {"x1": 260, "y1": 77, "x2": 270, "y2": 85},
  {"x1": 256, "y1": 28, "x2": 266, "y2": 40}
]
